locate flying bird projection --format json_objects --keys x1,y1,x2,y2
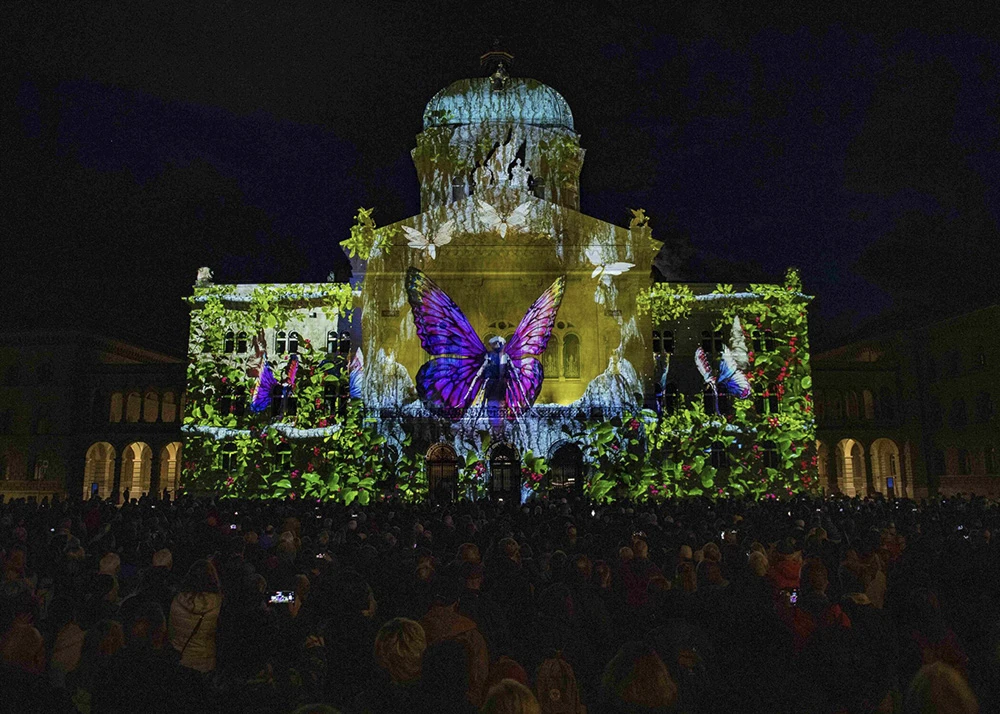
[
  {"x1": 585, "y1": 246, "x2": 634, "y2": 284},
  {"x1": 695, "y1": 345, "x2": 751, "y2": 415},
  {"x1": 406, "y1": 267, "x2": 565, "y2": 428},
  {"x1": 475, "y1": 198, "x2": 532, "y2": 238},
  {"x1": 402, "y1": 219, "x2": 455, "y2": 260}
]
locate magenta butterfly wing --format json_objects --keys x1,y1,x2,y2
[
  {"x1": 406, "y1": 268, "x2": 487, "y2": 358},
  {"x1": 504, "y1": 276, "x2": 566, "y2": 360}
]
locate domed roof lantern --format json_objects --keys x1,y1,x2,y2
[{"x1": 480, "y1": 43, "x2": 514, "y2": 91}]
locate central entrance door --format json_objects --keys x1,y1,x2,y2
[{"x1": 489, "y1": 444, "x2": 520, "y2": 502}]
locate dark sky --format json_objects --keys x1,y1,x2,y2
[{"x1": 4, "y1": 2, "x2": 999, "y2": 355}]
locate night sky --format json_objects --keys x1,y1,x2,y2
[{"x1": 4, "y1": 3, "x2": 998, "y2": 356}]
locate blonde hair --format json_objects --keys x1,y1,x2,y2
[
  {"x1": 482, "y1": 678, "x2": 541, "y2": 714},
  {"x1": 374, "y1": 618, "x2": 426, "y2": 684},
  {"x1": 904, "y1": 662, "x2": 979, "y2": 714}
]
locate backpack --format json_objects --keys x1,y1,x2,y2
[{"x1": 535, "y1": 651, "x2": 584, "y2": 714}]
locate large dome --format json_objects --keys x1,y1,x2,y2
[{"x1": 423, "y1": 77, "x2": 574, "y2": 130}]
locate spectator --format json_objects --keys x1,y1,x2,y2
[
  {"x1": 482, "y1": 678, "x2": 542, "y2": 714},
  {"x1": 168, "y1": 558, "x2": 222, "y2": 673}
]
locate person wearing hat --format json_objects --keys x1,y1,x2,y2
[{"x1": 419, "y1": 574, "x2": 490, "y2": 706}]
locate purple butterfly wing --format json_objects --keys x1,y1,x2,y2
[
  {"x1": 249, "y1": 361, "x2": 277, "y2": 413},
  {"x1": 505, "y1": 276, "x2": 566, "y2": 360},
  {"x1": 717, "y1": 347, "x2": 751, "y2": 398},
  {"x1": 406, "y1": 267, "x2": 487, "y2": 358},
  {"x1": 416, "y1": 357, "x2": 487, "y2": 419},
  {"x1": 503, "y1": 358, "x2": 544, "y2": 419}
]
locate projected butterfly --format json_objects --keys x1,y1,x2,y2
[
  {"x1": 476, "y1": 198, "x2": 532, "y2": 239},
  {"x1": 695, "y1": 345, "x2": 751, "y2": 415},
  {"x1": 402, "y1": 219, "x2": 455, "y2": 260},
  {"x1": 405, "y1": 267, "x2": 565, "y2": 427},
  {"x1": 249, "y1": 353, "x2": 299, "y2": 414}
]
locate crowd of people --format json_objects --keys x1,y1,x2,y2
[{"x1": 1, "y1": 488, "x2": 997, "y2": 713}]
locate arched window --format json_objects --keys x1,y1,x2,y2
[
  {"x1": 652, "y1": 331, "x2": 661, "y2": 354},
  {"x1": 828, "y1": 390, "x2": 843, "y2": 421},
  {"x1": 275, "y1": 331, "x2": 287, "y2": 355},
  {"x1": 662, "y1": 330, "x2": 674, "y2": 354},
  {"x1": 288, "y1": 332, "x2": 300, "y2": 354},
  {"x1": 125, "y1": 392, "x2": 142, "y2": 423},
  {"x1": 549, "y1": 443, "x2": 583, "y2": 490},
  {"x1": 451, "y1": 175, "x2": 466, "y2": 202},
  {"x1": 324, "y1": 377, "x2": 349, "y2": 418},
  {"x1": 814, "y1": 390, "x2": 826, "y2": 423},
  {"x1": 327, "y1": 331, "x2": 338, "y2": 354},
  {"x1": 338, "y1": 331, "x2": 351, "y2": 356},
  {"x1": 161, "y1": 392, "x2": 177, "y2": 422},
  {"x1": 764, "y1": 329, "x2": 776, "y2": 351},
  {"x1": 427, "y1": 443, "x2": 458, "y2": 501},
  {"x1": 489, "y1": 444, "x2": 520, "y2": 498},
  {"x1": 542, "y1": 335, "x2": 560, "y2": 379},
  {"x1": 761, "y1": 441, "x2": 779, "y2": 469},
  {"x1": 109, "y1": 392, "x2": 123, "y2": 422},
  {"x1": 221, "y1": 387, "x2": 245, "y2": 418},
  {"x1": 563, "y1": 334, "x2": 580, "y2": 379},
  {"x1": 236, "y1": 332, "x2": 248, "y2": 354},
  {"x1": 221, "y1": 443, "x2": 238, "y2": 473},
  {"x1": 224, "y1": 331, "x2": 235, "y2": 353},
  {"x1": 879, "y1": 387, "x2": 895, "y2": 420},
  {"x1": 949, "y1": 398, "x2": 967, "y2": 429},
  {"x1": 701, "y1": 330, "x2": 722, "y2": 353},
  {"x1": 143, "y1": 391, "x2": 159, "y2": 423},
  {"x1": 974, "y1": 391, "x2": 993, "y2": 423},
  {"x1": 846, "y1": 392, "x2": 860, "y2": 421},
  {"x1": 862, "y1": 390, "x2": 875, "y2": 421},
  {"x1": 710, "y1": 441, "x2": 728, "y2": 469}
]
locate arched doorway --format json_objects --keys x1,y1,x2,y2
[
  {"x1": 84, "y1": 442, "x2": 116, "y2": 499},
  {"x1": 870, "y1": 438, "x2": 901, "y2": 497},
  {"x1": 489, "y1": 444, "x2": 520, "y2": 501},
  {"x1": 426, "y1": 443, "x2": 458, "y2": 502},
  {"x1": 835, "y1": 438, "x2": 866, "y2": 496},
  {"x1": 159, "y1": 442, "x2": 182, "y2": 496},
  {"x1": 548, "y1": 442, "x2": 584, "y2": 493},
  {"x1": 121, "y1": 442, "x2": 152, "y2": 499}
]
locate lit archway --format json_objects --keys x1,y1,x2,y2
[
  {"x1": 84, "y1": 442, "x2": 116, "y2": 499},
  {"x1": 870, "y1": 438, "x2": 901, "y2": 496},
  {"x1": 159, "y1": 442, "x2": 182, "y2": 495},
  {"x1": 835, "y1": 438, "x2": 866, "y2": 496},
  {"x1": 426, "y1": 443, "x2": 458, "y2": 502},
  {"x1": 548, "y1": 442, "x2": 584, "y2": 491},
  {"x1": 121, "y1": 442, "x2": 152, "y2": 499}
]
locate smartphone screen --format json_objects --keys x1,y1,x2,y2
[
  {"x1": 269, "y1": 590, "x2": 295, "y2": 604},
  {"x1": 788, "y1": 589, "x2": 798, "y2": 605}
]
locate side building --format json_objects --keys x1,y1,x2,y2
[
  {"x1": 813, "y1": 304, "x2": 999, "y2": 498},
  {"x1": 0, "y1": 331, "x2": 186, "y2": 501}
]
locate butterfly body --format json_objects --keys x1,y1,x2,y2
[{"x1": 406, "y1": 267, "x2": 564, "y2": 428}]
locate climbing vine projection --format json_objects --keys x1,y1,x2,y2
[{"x1": 183, "y1": 205, "x2": 815, "y2": 502}]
